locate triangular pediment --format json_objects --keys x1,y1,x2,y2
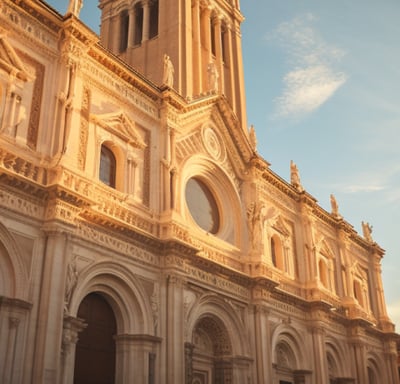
[
  {"x1": 318, "y1": 238, "x2": 335, "y2": 259},
  {"x1": 176, "y1": 96, "x2": 255, "y2": 174},
  {"x1": 91, "y1": 111, "x2": 146, "y2": 149},
  {"x1": 272, "y1": 215, "x2": 291, "y2": 237},
  {"x1": 351, "y1": 261, "x2": 367, "y2": 280},
  {"x1": 0, "y1": 35, "x2": 30, "y2": 81}
]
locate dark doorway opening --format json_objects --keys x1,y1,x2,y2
[{"x1": 74, "y1": 293, "x2": 117, "y2": 384}]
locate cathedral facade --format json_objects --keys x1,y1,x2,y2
[{"x1": 0, "y1": 0, "x2": 398, "y2": 383}]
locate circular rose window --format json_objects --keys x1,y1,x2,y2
[{"x1": 185, "y1": 178, "x2": 220, "y2": 234}]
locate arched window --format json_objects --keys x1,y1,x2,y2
[
  {"x1": 353, "y1": 280, "x2": 364, "y2": 307},
  {"x1": 100, "y1": 145, "x2": 116, "y2": 188},
  {"x1": 319, "y1": 259, "x2": 329, "y2": 288},
  {"x1": 271, "y1": 237, "x2": 277, "y2": 267},
  {"x1": 271, "y1": 235, "x2": 284, "y2": 271}
]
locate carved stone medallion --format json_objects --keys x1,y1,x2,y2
[{"x1": 202, "y1": 126, "x2": 226, "y2": 162}]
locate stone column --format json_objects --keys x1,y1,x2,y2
[
  {"x1": 0, "y1": 297, "x2": 31, "y2": 384},
  {"x1": 60, "y1": 316, "x2": 86, "y2": 384},
  {"x1": 111, "y1": 13, "x2": 121, "y2": 54},
  {"x1": 384, "y1": 342, "x2": 399, "y2": 384},
  {"x1": 351, "y1": 341, "x2": 367, "y2": 384},
  {"x1": 32, "y1": 231, "x2": 70, "y2": 384},
  {"x1": 311, "y1": 326, "x2": 328, "y2": 384},
  {"x1": 2, "y1": 317, "x2": 20, "y2": 384},
  {"x1": 114, "y1": 334, "x2": 161, "y2": 384},
  {"x1": 254, "y1": 306, "x2": 271, "y2": 383},
  {"x1": 128, "y1": 8, "x2": 136, "y2": 48},
  {"x1": 369, "y1": 247, "x2": 393, "y2": 329},
  {"x1": 200, "y1": 6, "x2": 212, "y2": 91},
  {"x1": 166, "y1": 274, "x2": 185, "y2": 384},
  {"x1": 191, "y1": 0, "x2": 201, "y2": 95},
  {"x1": 337, "y1": 231, "x2": 351, "y2": 299},
  {"x1": 184, "y1": 342, "x2": 194, "y2": 384},
  {"x1": 2, "y1": 70, "x2": 23, "y2": 139},
  {"x1": 229, "y1": 18, "x2": 247, "y2": 128},
  {"x1": 127, "y1": 157, "x2": 137, "y2": 196},
  {"x1": 142, "y1": 0, "x2": 150, "y2": 42},
  {"x1": 300, "y1": 205, "x2": 317, "y2": 286},
  {"x1": 224, "y1": 23, "x2": 234, "y2": 103},
  {"x1": 213, "y1": 15, "x2": 223, "y2": 94}
]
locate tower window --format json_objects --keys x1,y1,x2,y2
[
  {"x1": 134, "y1": 4, "x2": 144, "y2": 45},
  {"x1": 120, "y1": 10, "x2": 129, "y2": 52},
  {"x1": 210, "y1": 19, "x2": 216, "y2": 56},
  {"x1": 149, "y1": 0, "x2": 159, "y2": 39},
  {"x1": 221, "y1": 24, "x2": 227, "y2": 63},
  {"x1": 100, "y1": 145, "x2": 116, "y2": 188}
]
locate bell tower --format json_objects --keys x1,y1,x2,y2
[{"x1": 99, "y1": 0, "x2": 247, "y2": 129}]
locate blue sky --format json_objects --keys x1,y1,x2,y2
[
  {"x1": 241, "y1": 0, "x2": 400, "y2": 329},
  {"x1": 47, "y1": 1, "x2": 399, "y2": 329}
]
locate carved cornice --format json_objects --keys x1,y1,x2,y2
[
  {"x1": 4, "y1": 0, "x2": 61, "y2": 35},
  {"x1": 114, "y1": 334, "x2": 162, "y2": 344},
  {"x1": 0, "y1": 295, "x2": 32, "y2": 311},
  {"x1": 160, "y1": 87, "x2": 188, "y2": 111},
  {"x1": 270, "y1": 288, "x2": 308, "y2": 311},
  {"x1": 261, "y1": 168, "x2": 299, "y2": 201},
  {"x1": 215, "y1": 97, "x2": 253, "y2": 163},
  {"x1": 87, "y1": 45, "x2": 160, "y2": 102},
  {"x1": 61, "y1": 16, "x2": 99, "y2": 49}
]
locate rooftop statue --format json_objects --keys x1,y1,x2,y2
[
  {"x1": 162, "y1": 54, "x2": 174, "y2": 88},
  {"x1": 290, "y1": 160, "x2": 303, "y2": 192},
  {"x1": 67, "y1": 0, "x2": 83, "y2": 17}
]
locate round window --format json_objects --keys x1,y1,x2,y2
[{"x1": 185, "y1": 178, "x2": 220, "y2": 234}]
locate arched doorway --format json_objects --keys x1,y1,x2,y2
[
  {"x1": 74, "y1": 293, "x2": 117, "y2": 384},
  {"x1": 191, "y1": 316, "x2": 233, "y2": 384}
]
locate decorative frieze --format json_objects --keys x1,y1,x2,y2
[
  {"x1": 0, "y1": 1, "x2": 58, "y2": 49},
  {"x1": 259, "y1": 181, "x2": 297, "y2": 213},
  {"x1": 81, "y1": 61, "x2": 159, "y2": 119},
  {"x1": 0, "y1": 187, "x2": 44, "y2": 218},
  {"x1": 76, "y1": 222, "x2": 159, "y2": 266},
  {"x1": 0, "y1": 148, "x2": 48, "y2": 186},
  {"x1": 78, "y1": 87, "x2": 90, "y2": 170},
  {"x1": 184, "y1": 263, "x2": 250, "y2": 299},
  {"x1": 45, "y1": 198, "x2": 81, "y2": 225}
]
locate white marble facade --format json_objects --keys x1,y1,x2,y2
[{"x1": 0, "y1": 1, "x2": 398, "y2": 383}]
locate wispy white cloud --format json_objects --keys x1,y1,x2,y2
[
  {"x1": 342, "y1": 184, "x2": 385, "y2": 194},
  {"x1": 331, "y1": 163, "x2": 400, "y2": 206},
  {"x1": 275, "y1": 65, "x2": 346, "y2": 117},
  {"x1": 268, "y1": 13, "x2": 347, "y2": 118}
]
